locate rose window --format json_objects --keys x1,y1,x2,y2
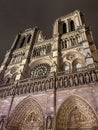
[{"x1": 31, "y1": 63, "x2": 50, "y2": 78}]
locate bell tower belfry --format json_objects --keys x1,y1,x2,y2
[
  {"x1": 53, "y1": 10, "x2": 98, "y2": 72},
  {"x1": 0, "y1": 10, "x2": 98, "y2": 84},
  {"x1": 53, "y1": 10, "x2": 86, "y2": 36},
  {"x1": 0, "y1": 27, "x2": 40, "y2": 84}
]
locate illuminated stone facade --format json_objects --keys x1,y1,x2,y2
[{"x1": 0, "y1": 10, "x2": 98, "y2": 130}]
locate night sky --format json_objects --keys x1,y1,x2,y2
[{"x1": 0, "y1": 0, "x2": 98, "y2": 64}]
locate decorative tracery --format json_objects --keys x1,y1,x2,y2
[
  {"x1": 10, "y1": 52, "x2": 25, "y2": 64},
  {"x1": 61, "y1": 34, "x2": 82, "y2": 50},
  {"x1": 32, "y1": 43, "x2": 51, "y2": 57},
  {"x1": 22, "y1": 112, "x2": 43, "y2": 130},
  {"x1": 57, "y1": 95, "x2": 98, "y2": 130},
  {"x1": 31, "y1": 63, "x2": 51, "y2": 78},
  {"x1": 4, "y1": 67, "x2": 18, "y2": 84},
  {"x1": 7, "y1": 96, "x2": 44, "y2": 130}
]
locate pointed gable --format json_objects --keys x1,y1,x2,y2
[{"x1": 36, "y1": 30, "x2": 45, "y2": 43}]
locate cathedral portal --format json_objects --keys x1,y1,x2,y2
[
  {"x1": 57, "y1": 95, "x2": 98, "y2": 130},
  {"x1": 6, "y1": 96, "x2": 44, "y2": 130}
]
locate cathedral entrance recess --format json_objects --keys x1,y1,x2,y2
[
  {"x1": 6, "y1": 96, "x2": 44, "y2": 130},
  {"x1": 57, "y1": 95, "x2": 98, "y2": 130}
]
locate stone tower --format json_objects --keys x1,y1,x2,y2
[{"x1": 0, "y1": 10, "x2": 98, "y2": 130}]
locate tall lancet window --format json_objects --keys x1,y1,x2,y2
[
  {"x1": 70, "y1": 20, "x2": 75, "y2": 31},
  {"x1": 63, "y1": 23, "x2": 67, "y2": 34},
  {"x1": 20, "y1": 37, "x2": 26, "y2": 48}
]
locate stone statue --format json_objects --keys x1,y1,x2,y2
[
  {"x1": 46, "y1": 80, "x2": 49, "y2": 90},
  {"x1": 46, "y1": 116, "x2": 52, "y2": 129},
  {"x1": 59, "y1": 78, "x2": 63, "y2": 88},
  {"x1": 74, "y1": 75, "x2": 79, "y2": 85},
  {"x1": 64, "y1": 77, "x2": 68, "y2": 87},
  {"x1": 69, "y1": 77, "x2": 73, "y2": 86},
  {"x1": 91, "y1": 71, "x2": 96, "y2": 82},
  {"x1": 22, "y1": 112, "x2": 41, "y2": 130},
  {"x1": 79, "y1": 74, "x2": 84, "y2": 85},
  {"x1": 85, "y1": 73, "x2": 90, "y2": 83}
]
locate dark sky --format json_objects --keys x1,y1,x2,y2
[{"x1": 0, "y1": 0, "x2": 98, "y2": 64}]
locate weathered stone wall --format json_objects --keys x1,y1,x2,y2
[{"x1": 0, "y1": 82, "x2": 98, "y2": 118}]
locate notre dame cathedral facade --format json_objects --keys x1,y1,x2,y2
[{"x1": 0, "y1": 10, "x2": 98, "y2": 130}]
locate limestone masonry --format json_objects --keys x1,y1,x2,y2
[{"x1": 0, "y1": 10, "x2": 98, "y2": 130}]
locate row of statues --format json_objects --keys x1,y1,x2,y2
[{"x1": 0, "y1": 71, "x2": 97, "y2": 98}]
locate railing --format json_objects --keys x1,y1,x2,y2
[{"x1": 0, "y1": 68, "x2": 98, "y2": 98}]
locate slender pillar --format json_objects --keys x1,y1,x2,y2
[{"x1": 53, "y1": 72, "x2": 57, "y2": 130}]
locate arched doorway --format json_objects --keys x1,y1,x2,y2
[
  {"x1": 7, "y1": 96, "x2": 44, "y2": 130},
  {"x1": 57, "y1": 95, "x2": 98, "y2": 130}
]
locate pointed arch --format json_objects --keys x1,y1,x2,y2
[
  {"x1": 14, "y1": 34, "x2": 21, "y2": 49},
  {"x1": 27, "y1": 34, "x2": 32, "y2": 43},
  {"x1": 63, "y1": 23, "x2": 67, "y2": 34},
  {"x1": 72, "y1": 58, "x2": 84, "y2": 71},
  {"x1": 70, "y1": 20, "x2": 75, "y2": 31},
  {"x1": 7, "y1": 96, "x2": 44, "y2": 130},
  {"x1": 20, "y1": 37, "x2": 26, "y2": 48},
  {"x1": 57, "y1": 95, "x2": 98, "y2": 130}
]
